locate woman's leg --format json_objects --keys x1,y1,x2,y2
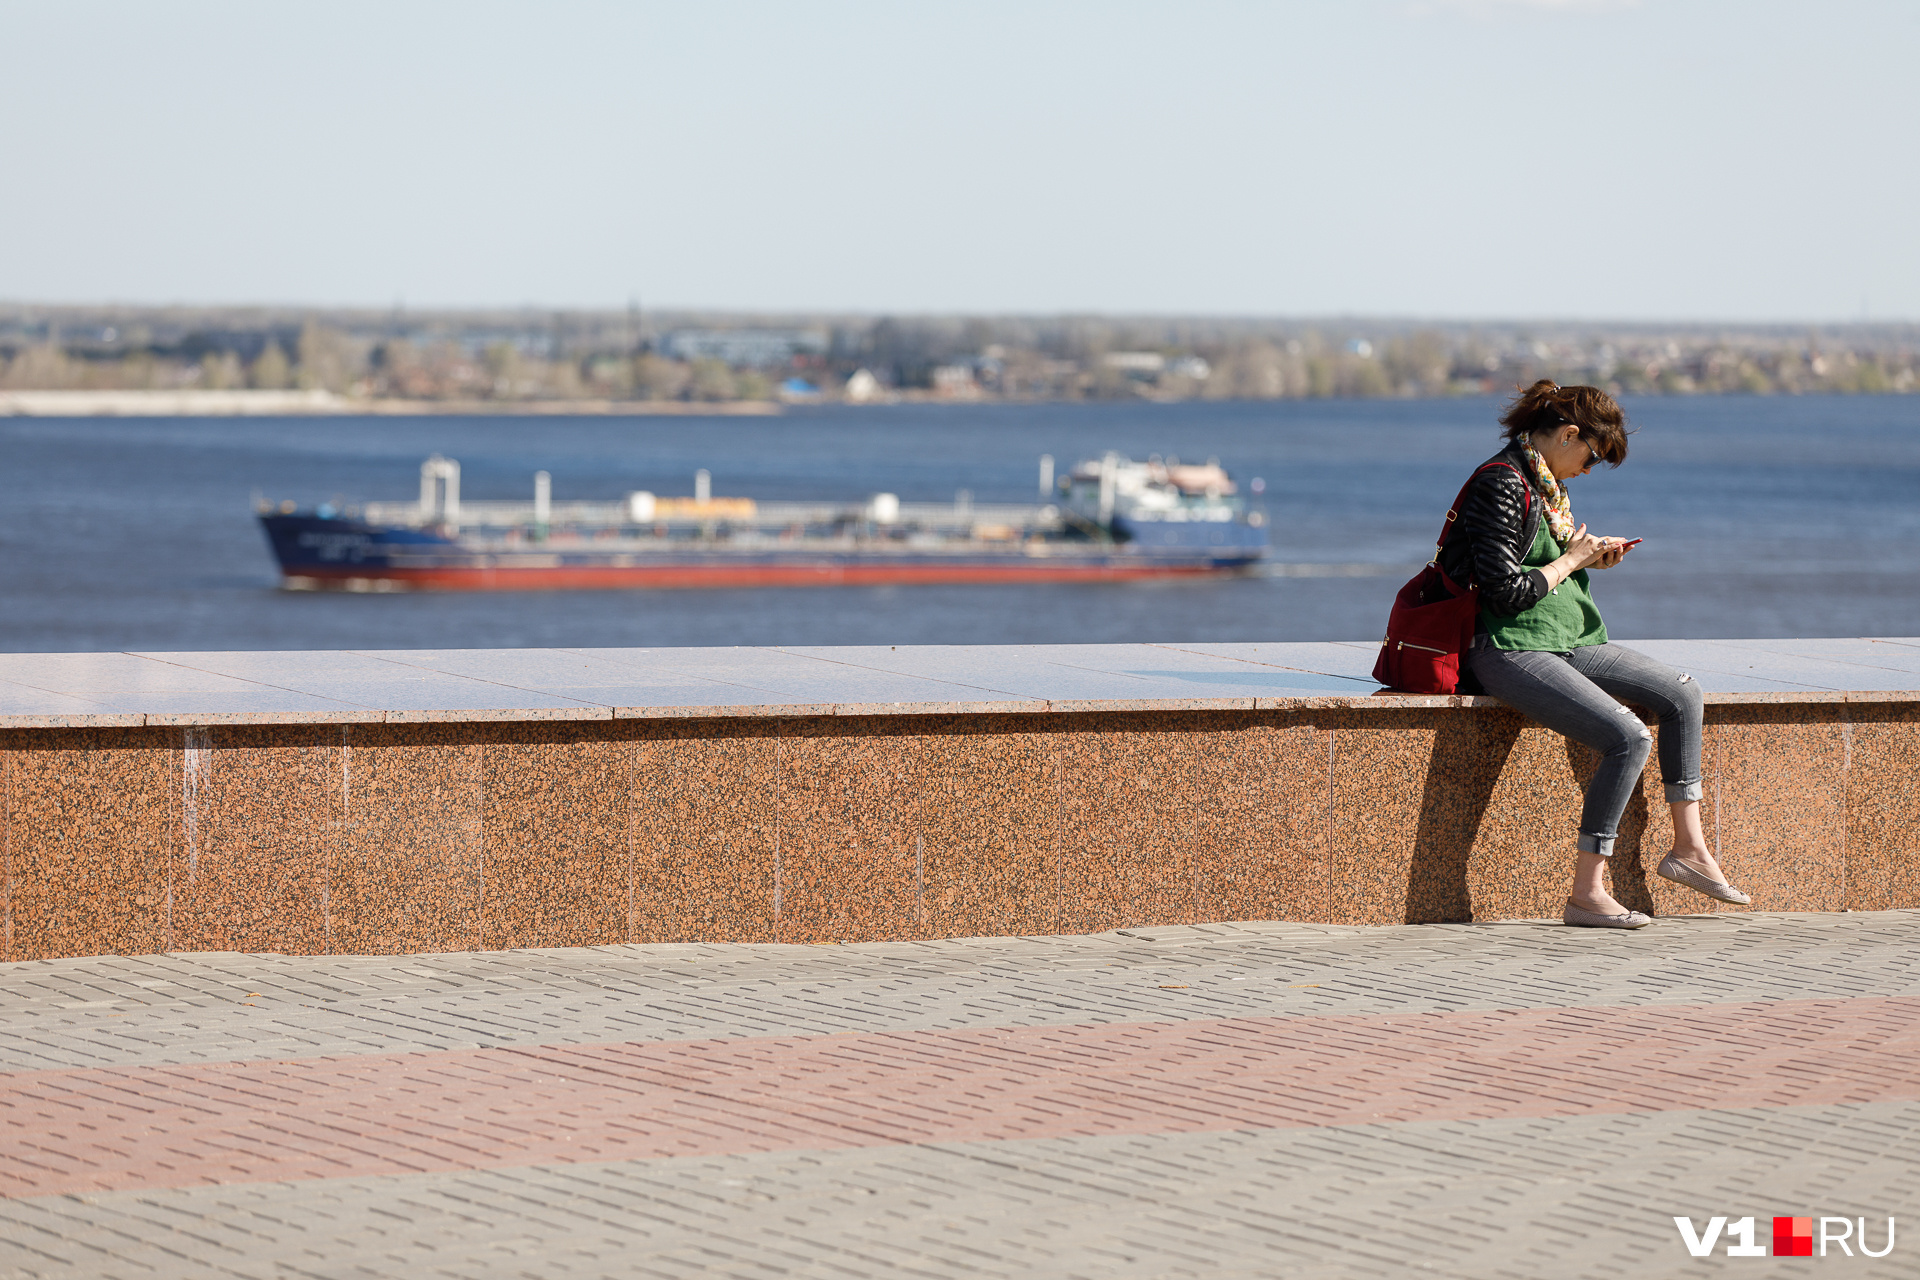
[
  {"x1": 1566, "y1": 645, "x2": 1728, "y2": 882},
  {"x1": 1670, "y1": 798, "x2": 1715, "y2": 871},
  {"x1": 1467, "y1": 641, "x2": 1652, "y2": 914},
  {"x1": 1570, "y1": 850, "x2": 1613, "y2": 908}
]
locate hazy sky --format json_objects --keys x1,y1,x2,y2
[{"x1": 2, "y1": 0, "x2": 1913, "y2": 320}]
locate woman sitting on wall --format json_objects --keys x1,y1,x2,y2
[{"x1": 1438, "y1": 380, "x2": 1751, "y2": 928}]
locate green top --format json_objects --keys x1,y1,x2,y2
[{"x1": 1480, "y1": 518, "x2": 1608, "y2": 652}]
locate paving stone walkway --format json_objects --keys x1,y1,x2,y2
[{"x1": 2, "y1": 911, "x2": 1916, "y2": 1279}]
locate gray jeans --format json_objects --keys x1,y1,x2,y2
[{"x1": 1466, "y1": 640, "x2": 1703, "y2": 857}]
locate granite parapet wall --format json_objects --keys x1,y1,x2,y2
[{"x1": 5, "y1": 701, "x2": 1916, "y2": 961}]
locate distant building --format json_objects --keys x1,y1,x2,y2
[
  {"x1": 1102, "y1": 351, "x2": 1208, "y2": 383},
  {"x1": 1103, "y1": 351, "x2": 1167, "y2": 374},
  {"x1": 930, "y1": 364, "x2": 981, "y2": 398},
  {"x1": 659, "y1": 329, "x2": 829, "y2": 368},
  {"x1": 843, "y1": 368, "x2": 883, "y2": 403}
]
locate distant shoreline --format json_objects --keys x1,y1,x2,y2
[
  {"x1": 7, "y1": 306, "x2": 1913, "y2": 407},
  {"x1": 0, "y1": 390, "x2": 783, "y2": 418},
  {"x1": 1, "y1": 384, "x2": 1913, "y2": 419}
]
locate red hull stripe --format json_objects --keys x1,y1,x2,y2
[{"x1": 288, "y1": 564, "x2": 1239, "y2": 590}]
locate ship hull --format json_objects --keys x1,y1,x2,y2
[
  {"x1": 281, "y1": 561, "x2": 1245, "y2": 591},
  {"x1": 261, "y1": 515, "x2": 1265, "y2": 592}
]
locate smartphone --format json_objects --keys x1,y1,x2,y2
[{"x1": 1614, "y1": 538, "x2": 1643, "y2": 550}]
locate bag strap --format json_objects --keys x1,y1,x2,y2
[{"x1": 1433, "y1": 461, "x2": 1529, "y2": 561}]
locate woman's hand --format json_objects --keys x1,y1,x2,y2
[
  {"x1": 1562, "y1": 524, "x2": 1611, "y2": 570},
  {"x1": 1590, "y1": 535, "x2": 1632, "y2": 570},
  {"x1": 1540, "y1": 523, "x2": 1626, "y2": 590}
]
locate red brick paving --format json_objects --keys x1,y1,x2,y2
[{"x1": 4, "y1": 996, "x2": 1916, "y2": 1198}]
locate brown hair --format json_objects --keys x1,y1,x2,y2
[{"x1": 1498, "y1": 379, "x2": 1631, "y2": 467}]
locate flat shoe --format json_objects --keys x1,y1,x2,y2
[
  {"x1": 1657, "y1": 854, "x2": 1752, "y2": 905},
  {"x1": 1563, "y1": 899, "x2": 1652, "y2": 929}
]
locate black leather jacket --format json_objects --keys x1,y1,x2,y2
[{"x1": 1435, "y1": 444, "x2": 1552, "y2": 620}]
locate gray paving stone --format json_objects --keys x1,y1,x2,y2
[
  {"x1": 5, "y1": 912, "x2": 1918, "y2": 1279},
  {"x1": 4, "y1": 1103, "x2": 1914, "y2": 1280},
  {"x1": 4, "y1": 913, "x2": 1917, "y2": 1072}
]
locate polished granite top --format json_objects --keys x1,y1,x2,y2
[{"x1": 0, "y1": 638, "x2": 1915, "y2": 728}]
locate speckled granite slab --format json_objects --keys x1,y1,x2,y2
[{"x1": 2, "y1": 641, "x2": 1915, "y2": 959}]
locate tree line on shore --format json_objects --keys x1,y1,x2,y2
[{"x1": 1, "y1": 307, "x2": 1913, "y2": 403}]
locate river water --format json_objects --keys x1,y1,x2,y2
[{"x1": 2, "y1": 395, "x2": 1916, "y2": 652}]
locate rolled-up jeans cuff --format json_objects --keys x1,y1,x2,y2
[
  {"x1": 1665, "y1": 779, "x2": 1703, "y2": 803},
  {"x1": 1577, "y1": 831, "x2": 1616, "y2": 857}
]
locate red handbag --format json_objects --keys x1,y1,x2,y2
[{"x1": 1372, "y1": 462, "x2": 1528, "y2": 694}]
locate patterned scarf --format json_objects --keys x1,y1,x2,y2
[{"x1": 1520, "y1": 439, "x2": 1576, "y2": 547}]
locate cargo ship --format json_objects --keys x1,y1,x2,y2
[{"x1": 257, "y1": 453, "x2": 1268, "y2": 591}]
